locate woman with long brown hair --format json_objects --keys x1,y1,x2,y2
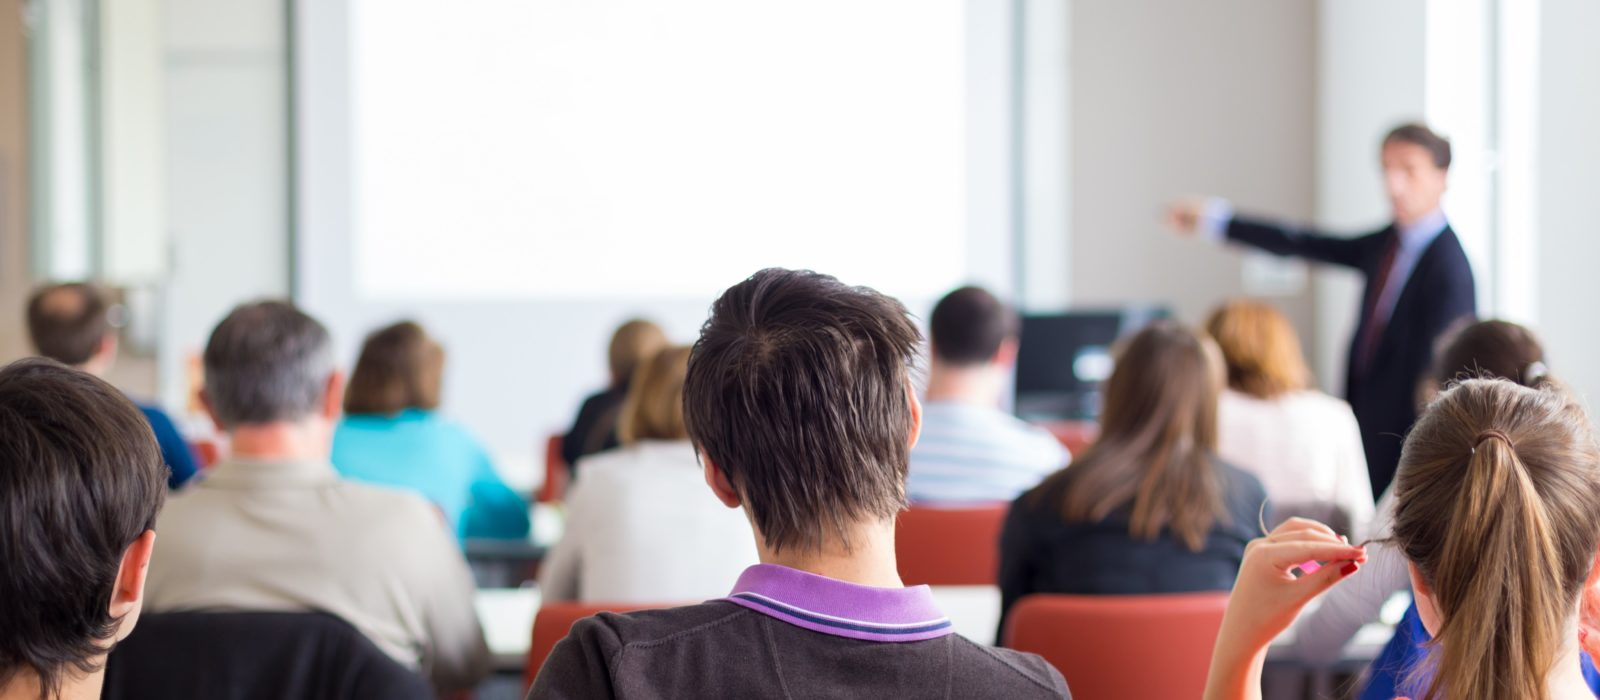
[
  {"x1": 1206, "y1": 377, "x2": 1600, "y2": 700},
  {"x1": 997, "y1": 322, "x2": 1268, "y2": 639}
]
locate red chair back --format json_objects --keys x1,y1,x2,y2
[
  {"x1": 537, "y1": 434, "x2": 568, "y2": 503},
  {"x1": 1040, "y1": 420, "x2": 1099, "y2": 457},
  {"x1": 1003, "y1": 593, "x2": 1228, "y2": 700},
  {"x1": 523, "y1": 602, "x2": 658, "y2": 690},
  {"x1": 894, "y1": 506, "x2": 1007, "y2": 586}
]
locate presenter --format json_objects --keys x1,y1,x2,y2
[{"x1": 1166, "y1": 123, "x2": 1475, "y2": 499}]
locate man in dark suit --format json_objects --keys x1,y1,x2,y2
[{"x1": 1167, "y1": 123, "x2": 1476, "y2": 499}]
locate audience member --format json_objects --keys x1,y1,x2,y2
[
  {"x1": 530, "y1": 269, "x2": 1069, "y2": 699},
  {"x1": 998, "y1": 322, "x2": 1267, "y2": 639},
  {"x1": 1205, "y1": 378, "x2": 1600, "y2": 700},
  {"x1": 332, "y1": 320, "x2": 529, "y2": 541},
  {"x1": 907, "y1": 286, "x2": 1070, "y2": 504},
  {"x1": 1280, "y1": 320, "x2": 1556, "y2": 664},
  {"x1": 26, "y1": 283, "x2": 200, "y2": 489},
  {"x1": 540, "y1": 346, "x2": 758, "y2": 603},
  {"x1": 561, "y1": 318, "x2": 668, "y2": 471},
  {"x1": 1206, "y1": 300, "x2": 1372, "y2": 538},
  {"x1": 143, "y1": 301, "x2": 489, "y2": 693},
  {"x1": 0, "y1": 359, "x2": 165, "y2": 700}
]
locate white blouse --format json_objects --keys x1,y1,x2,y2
[
  {"x1": 538, "y1": 440, "x2": 759, "y2": 604},
  {"x1": 1216, "y1": 388, "x2": 1374, "y2": 540}
]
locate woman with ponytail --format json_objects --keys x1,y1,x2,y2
[{"x1": 1206, "y1": 377, "x2": 1600, "y2": 699}]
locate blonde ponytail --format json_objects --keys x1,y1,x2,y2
[{"x1": 1392, "y1": 380, "x2": 1600, "y2": 700}]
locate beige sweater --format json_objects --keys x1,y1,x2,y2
[{"x1": 144, "y1": 457, "x2": 490, "y2": 691}]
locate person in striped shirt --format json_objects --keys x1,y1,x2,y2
[{"x1": 908, "y1": 286, "x2": 1071, "y2": 505}]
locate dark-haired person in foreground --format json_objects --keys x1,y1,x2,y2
[
  {"x1": 529, "y1": 269, "x2": 1070, "y2": 699},
  {"x1": 143, "y1": 302, "x2": 489, "y2": 693},
  {"x1": 907, "y1": 286, "x2": 1070, "y2": 504},
  {"x1": 1167, "y1": 123, "x2": 1477, "y2": 498},
  {"x1": 0, "y1": 359, "x2": 166, "y2": 700},
  {"x1": 26, "y1": 282, "x2": 200, "y2": 489}
]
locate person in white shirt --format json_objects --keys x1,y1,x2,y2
[
  {"x1": 907, "y1": 286, "x2": 1070, "y2": 505},
  {"x1": 540, "y1": 345, "x2": 758, "y2": 603},
  {"x1": 1205, "y1": 300, "x2": 1373, "y2": 539}
]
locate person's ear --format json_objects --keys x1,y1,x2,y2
[
  {"x1": 109, "y1": 530, "x2": 157, "y2": 643},
  {"x1": 993, "y1": 338, "x2": 1019, "y2": 368},
  {"x1": 323, "y1": 371, "x2": 346, "y2": 421},
  {"x1": 1408, "y1": 561, "x2": 1442, "y2": 637},
  {"x1": 906, "y1": 379, "x2": 923, "y2": 450},
  {"x1": 198, "y1": 389, "x2": 226, "y2": 433},
  {"x1": 701, "y1": 455, "x2": 742, "y2": 509}
]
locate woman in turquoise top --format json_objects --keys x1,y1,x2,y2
[{"x1": 332, "y1": 321, "x2": 530, "y2": 541}]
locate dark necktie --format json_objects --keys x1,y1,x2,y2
[{"x1": 1355, "y1": 233, "x2": 1400, "y2": 376}]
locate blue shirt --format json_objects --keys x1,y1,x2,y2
[
  {"x1": 1361, "y1": 602, "x2": 1600, "y2": 699},
  {"x1": 136, "y1": 400, "x2": 200, "y2": 490},
  {"x1": 333, "y1": 409, "x2": 530, "y2": 542},
  {"x1": 907, "y1": 401, "x2": 1071, "y2": 504}
]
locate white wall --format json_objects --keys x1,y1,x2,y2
[
  {"x1": 157, "y1": 0, "x2": 291, "y2": 412},
  {"x1": 1312, "y1": 0, "x2": 1427, "y2": 393},
  {"x1": 1538, "y1": 0, "x2": 1600, "y2": 411},
  {"x1": 296, "y1": 0, "x2": 1020, "y2": 487},
  {"x1": 1067, "y1": 0, "x2": 1319, "y2": 344}
]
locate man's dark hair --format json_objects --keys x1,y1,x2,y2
[
  {"x1": 683, "y1": 269, "x2": 922, "y2": 554},
  {"x1": 929, "y1": 286, "x2": 1017, "y2": 366},
  {"x1": 26, "y1": 283, "x2": 111, "y2": 367},
  {"x1": 0, "y1": 359, "x2": 166, "y2": 698},
  {"x1": 203, "y1": 301, "x2": 335, "y2": 428},
  {"x1": 1384, "y1": 122, "x2": 1452, "y2": 170}
]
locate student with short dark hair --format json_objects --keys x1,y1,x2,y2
[
  {"x1": 25, "y1": 282, "x2": 200, "y2": 489},
  {"x1": 0, "y1": 359, "x2": 166, "y2": 700},
  {"x1": 333, "y1": 320, "x2": 530, "y2": 541},
  {"x1": 529, "y1": 269, "x2": 1069, "y2": 699},
  {"x1": 908, "y1": 286, "x2": 1070, "y2": 504}
]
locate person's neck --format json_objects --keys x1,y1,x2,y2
[
  {"x1": 228, "y1": 419, "x2": 330, "y2": 461},
  {"x1": 1395, "y1": 205, "x2": 1443, "y2": 231},
  {"x1": 1547, "y1": 639, "x2": 1592, "y2": 699},
  {"x1": 757, "y1": 518, "x2": 903, "y2": 588},
  {"x1": 923, "y1": 362, "x2": 1004, "y2": 408},
  {"x1": 2, "y1": 665, "x2": 105, "y2": 700}
]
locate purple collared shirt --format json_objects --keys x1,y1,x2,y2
[{"x1": 721, "y1": 564, "x2": 955, "y2": 643}]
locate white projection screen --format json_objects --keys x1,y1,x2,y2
[
  {"x1": 351, "y1": 0, "x2": 966, "y2": 301},
  {"x1": 296, "y1": 0, "x2": 1016, "y2": 483}
]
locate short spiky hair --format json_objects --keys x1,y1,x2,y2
[
  {"x1": 0, "y1": 359, "x2": 166, "y2": 699},
  {"x1": 683, "y1": 269, "x2": 922, "y2": 553}
]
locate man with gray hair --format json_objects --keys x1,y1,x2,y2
[{"x1": 144, "y1": 301, "x2": 490, "y2": 693}]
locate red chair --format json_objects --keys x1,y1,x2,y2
[
  {"x1": 1002, "y1": 593, "x2": 1229, "y2": 700},
  {"x1": 1039, "y1": 420, "x2": 1100, "y2": 457},
  {"x1": 894, "y1": 506, "x2": 1007, "y2": 586},
  {"x1": 523, "y1": 602, "x2": 660, "y2": 690},
  {"x1": 536, "y1": 434, "x2": 569, "y2": 503}
]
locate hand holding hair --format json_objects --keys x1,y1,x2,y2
[{"x1": 1203, "y1": 518, "x2": 1367, "y2": 700}]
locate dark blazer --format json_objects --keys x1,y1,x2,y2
[
  {"x1": 996, "y1": 459, "x2": 1267, "y2": 643},
  {"x1": 1225, "y1": 216, "x2": 1477, "y2": 497},
  {"x1": 561, "y1": 384, "x2": 627, "y2": 471}
]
